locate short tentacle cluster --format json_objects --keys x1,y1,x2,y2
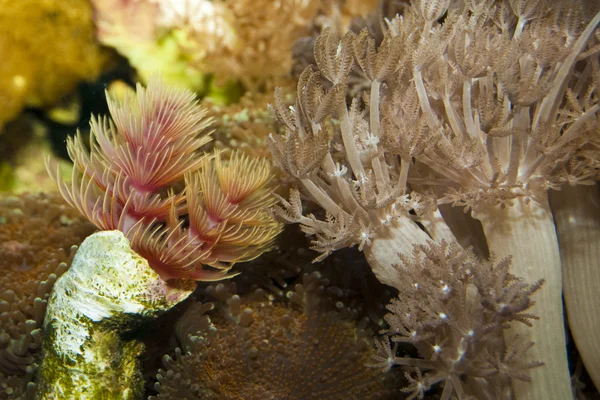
[
  {"x1": 151, "y1": 272, "x2": 401, "y2": 399},
  {"x1": 372, "y1": 241, "x2": 543, "y2": 399}
]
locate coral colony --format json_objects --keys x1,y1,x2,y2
[
  {"x1": 0, "y1": 0, "x2": 107, "y2": 130},
  {"x1": 0, "y1": 1, "x2": 598, "y2": 400},
  {"x1": 269, "y1": 2, "x2": 600, "y2": 399}
]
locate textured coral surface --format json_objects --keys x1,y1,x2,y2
[
  {"x1": 0, "y1": 193, "x2": 94, "y2": 399},
  {"x1": 152, "y1": 272, "x2": 400, "y2": 399}
]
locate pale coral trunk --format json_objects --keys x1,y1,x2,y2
[
  {"x1": 474, "y1": 197, "x2": 572, "y2": 400},
  {"x1": 550, "y1": 185, "x2": 600, "y2": 392},
  {"x1": 364, "y1": 214, "x2": 431, "y2": 289}
]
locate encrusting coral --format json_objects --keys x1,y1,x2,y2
[
  {"x1": 152, "y1": 272, "x2": 400, "y2": 399},
  {"x1": 267, "y1": 1, "x2": 600, "y2": 398},
  {"x1": 47, "y1": 77, "x2": 282, "y2": 281},
  {"x1": 0, "y1": 193, "x2": 95, "y2": 399},
  {"x1": 0, "y1": 0, "x2": 110, "y2": 130},
  {"x1": 205, "y1": 81, "x2": 293, "y2": 161},
  {"x1": 92, "y1": 0, "x2": 386, "y2": 98}
]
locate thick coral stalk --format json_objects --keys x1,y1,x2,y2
[
  {"x1": 36, "y1": 231, "x2": 194, "y2": 399},
  {"x1": 550, "y1": 185, "x2": 600, "y2": 391},
  {"x1": 473, "y1": 197, "x2": 571, "y2": 400},
  {"x1": 363, "y1": 215, "x2": 431, "y2": 288}
]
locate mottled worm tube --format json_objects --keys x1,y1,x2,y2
[{"x1": 35, "y1": 230, "x2": 195, "y2": 399}]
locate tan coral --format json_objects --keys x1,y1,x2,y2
[
  {"x1": 372, "y1": 241, "x2": 543, "y2": 399},
  {"x1": 316, "y1": 0, "x2": 381, "y2": 33},
  {"x1": 206, "y1": 84, "x2": 288, "y2": 160},
  {"x1": 268, "y1": 2, "x2": 600, "y2": 398},
  {"x1": 92, "y1": 0, "x2": 322, "y2": 91},
  {"x1": 160, "y1": 0, "x2": 321, "y2": 89}
]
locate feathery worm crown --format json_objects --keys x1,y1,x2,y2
[{"x1": 48, "y1": 77, "x2": 282, "y2": 280}]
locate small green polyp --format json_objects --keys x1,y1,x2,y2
[{"x1": 36, "y1": 230, "x2": 195, "y2": 399}]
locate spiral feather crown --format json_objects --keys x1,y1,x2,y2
[{"x1": 47, "y1": 77, "x2": 282, "y2": 280}]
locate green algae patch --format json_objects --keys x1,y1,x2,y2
[{"x1": 37, "y1": 318, "x2": 145, "y2": 399}]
